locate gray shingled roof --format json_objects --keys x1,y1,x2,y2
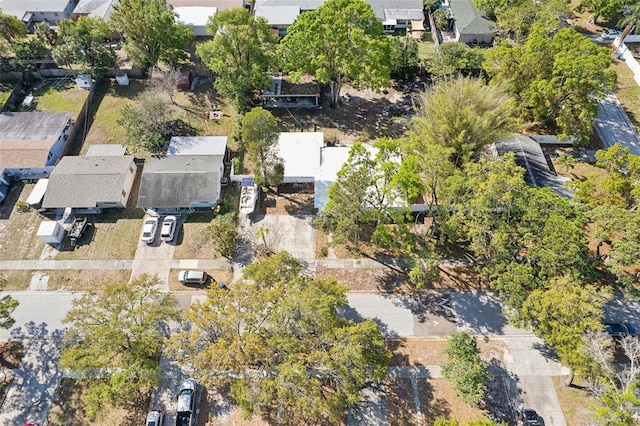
[
  {"x1": 0, "y1": 112, "x2": 71, "y2": 141},
  {"x1": 493, "y1": 136, "x2": 572, "y2": 198},
  {"x1": 448, "y1": 0, "x2": 494, "y2": 36},
  {"x1": 253, "y1": 0, "x2": 422, "y2": 22},
  {"x1": 42, "y1": 156, "x2": 136, "y2": 208},
  {"x1": 137, "y1": 156, "x2": 223, "y2": 208}
]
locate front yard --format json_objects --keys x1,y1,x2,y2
[{"x1": 0, "y1": 183, "x2": 44, "y2": 261}]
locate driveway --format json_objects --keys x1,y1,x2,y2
[
  {"x1": 130, "y1": 215, "x2": 177, "y2": 286},
  {"x1": 519, "y1": 375, "x2": 567, "y2": 426},
  {"x1": 242, "y1": 214, "x2": 315, "y2": 261},
  {"x1": 595, "y1": 93, "x2": 640, "y2": 155}
]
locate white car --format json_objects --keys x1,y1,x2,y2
[
  {"x1": 140, "y1": 216, "x2": 159, "y2": 244},
  {"x1": 601, "y1": 29, "x2": 622, "y2": 39},
  {"x1": 178, "y1": 270, "x2": 207, "y2": 285},
  {"x1": 145, "y1": 410, "x2": 164, "y2": 426},
  {"x1": 160, "y1": 215, "x2": 177, "y2": 242}
]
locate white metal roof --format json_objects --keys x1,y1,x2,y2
[
  {"x1": 277, "y1": 132, "x2": 324, "y2": 179},
  {"x1": 255, "y1": 5, "x2": 300, "y2": 26},
  {"x1": 174, "y1": 6, "x2": 217, "y2": 36},
  {"x1": 168, "y1": 136, "x2": 227, "y2": 156},
  {"x1": 26, "y1": 178, "x2": 49, "y2": 206},
  {"x1": 85, "y1": 144, "x2": 127, "y2": 156}
]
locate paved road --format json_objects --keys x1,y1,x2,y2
[{"x1": 595, "y1": 93, "x2": 640, "y2": 155}]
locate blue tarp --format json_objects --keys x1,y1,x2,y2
[{"x1": 241, "y1": 177, "x2": 254, "y2": 187}]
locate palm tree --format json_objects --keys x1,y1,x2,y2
[{"x1": 619, "y1": 3, "x2": 640, "y2": 42}]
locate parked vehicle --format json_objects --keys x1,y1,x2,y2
[
  {"x1": 161, "y1": 215, "x2": 177, "y2": 242},
  {"x1": 176, "y1": 378, "x2": 198, "y2": 426},
  {"x1": 178, "y1": 270, "x2": 207, "y2": 285},
  {"x1": 140, "y1": 216, "x2": 159, "y2": 244},
  {"x1": 601, "y1": 29, "x2": 622, "y2": 39},
  {"x1": 604, "y1": 322, "x2": 636, "y2": 338},
  {"x1": 145, "y1": 410, "x2": 163, "y2": 426},
  {"x1": 68, "y1": 216, "x2": 88, "y2": 247},
  {"x1": 520, "y1": 409, "x2": 541, "y2": 425}
]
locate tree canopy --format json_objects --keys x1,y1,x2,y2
[
  {"x1": 577, "y1": 0, "x2": 625, "y2": 24},
  {"x1": 0, "y1": 278, "x2": 18, "y2": 330},
  {"x1": 241, "y1": 107, "x2": 284, "y2": 188},
  {"x1": 442, "y1": 330, "x2": 489, "y2": 406},
  {"x1": 0, "y1": 10, "x2": 26, "y2": 55},
  {"x1": 52, "y1": 17, "x2": 117, "y2": 77},
  {"x1": 485, "y1": 24, "x2": 616, "y2": 143},
  {"x1": 168, "y1": 252, "x2": 389, "y2": 424},
  {"x1": 408, "y1": 77, "x2": 518, "y2": 167},
  {"x1": 279, "y1": 0, "x2": 391, "y2": 105},
  {"x1": 60, "y1": 275, "x2": 179, "y2": 419},
  {"x1": 197, "y1": 8, "x2": 278, "y2": 111},
  {"x1": 110, "y1": 0, "x2": 193, "y2": 68}
]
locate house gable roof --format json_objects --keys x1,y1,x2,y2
[
  {"x1": 137, "y1": 156, "x2": 223, "y2": 208},
  {"x1": 42, "y1": 155, "x2": 136, "y2": 208},
  {"x1": 448, "y1": 0, "x2": 494, "y2": 36},
  {"x1": 0, "y1": 0, "x2": 74, "y2": 19},
  {"x1": 0, "y1": 112, "x2": 72, "y2": 170},
  {"x1": 73, "y1": 0, "x2": 119, "y2": 20}
]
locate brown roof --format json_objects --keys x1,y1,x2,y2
[{"x1": 0, "y1": 139, "x2": 55, "y2": 169}]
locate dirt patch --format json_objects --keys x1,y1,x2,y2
[
  {"x1": 0, "y1": 341, "x2": 24, "y2": 370},
  {"x1": 388, "y1": 338, "x2": 448, "y2": 366},
  {"x1": 46, "y1": 269, "x2": 131, "y2": 291},
  {"x1": 388, "y1": 338, "x2": 510, "y2": 367},
  {"x1": 316, "y1": 227, "x2": 330, "y2": 258},
  {"x1": 386, "y1": 377, "x2": 418, "y2": 425},
  {"x1": 173, "y1": 212, "x2": 218, "y2": 260},
  {"x1": 264, "y1": 188, "x2": 315, "y2": 216},
  {"x1": 552, "y1": 376, "x2": 601, "y2": 426},
  {"x1": 47, "y1": 377, "x2": 149, "y2": 426},
  {"x1": 0, "y1": 270, "x2": 34, "y2": 291},
  {"x1": 317, "y1": 265, "x2": 488, "y2": 293},
  {"x1": 422, "y1": 378, "x2": 488, "y2": 424},
  {"x1": 272, "y1": 80, "x2": 416, "y2": 144},
  {"x1": 168, "y1": 268, "x2": 233, "y2": 291},
  {"x1": 0, "y1": 183, "x2": 45, "y2": 261}
]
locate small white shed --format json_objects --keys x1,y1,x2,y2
[
  {"x1": 26, "y1": 178, "x2": 49, "y2": 208},
  {"x1": 76, "y1": 74, "x2": 92, "y2": 90},
  {"x1": 37, "y1": 221, "x2": 65, "y2": 244}
]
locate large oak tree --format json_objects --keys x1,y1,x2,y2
[
  {"x1": 279, "y1": 0, "x2": 391, "y2": 105},
  {"x1": 168, "y1": 252, "x2": 389, "y2": 424}
]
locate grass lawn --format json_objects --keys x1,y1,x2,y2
[
  {"x1": 172, "y1": 211, "x2": 218, "y2": 260},
  {"x1": 81, "y1": 79, "x2": 145, "y2": 154},
  {"x1": 0, "y1": 183, "x2": 45, "y2": 261},
  {"x1": 168, "y1": 268, "x2": 233, "y2": 291},
  {"x1": 54, "y1": 210, "x2": 143, "y2": 261},
  {"x1": 82, "y1": 77, "x2": 239, "y2": 156},
  {"x1": 0, "y1": 82, "x2": 15, "y2": 107},
  {"x1": 46, "y1": 269, "x2": 131, "y2": 291},
  {"x1": 552, "y1": 376, "x2": 600, "y2": 425},
  {"x1": 47, "y1": 378, "x2": 149, "y2": 426},
  {"x1": 29, "y1": 79, "x2": 90, "y2": 118},
  {"x1": 418, "y1": 41, "x2": 438, "y2": 60},
  {"x1": 0, "y1": 270, "x2": 35, "y2": 291}
]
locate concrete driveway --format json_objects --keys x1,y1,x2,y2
[
  {"x1": 243, "y1": 214, "x2": 315, "y2": 261},
  {"x1": 519, "y1": 375, "x2": 567, "y2": 426},
  {"x1": 130, "y1": 215, "x2": 177, "y2": 285},
  {"x1": 595, "y1": 93, "x2": 640, "y2": 155}
]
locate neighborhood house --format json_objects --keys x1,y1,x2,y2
[
  {"x1": 0, "y1": 111, "x2": 72, "y2": 180},
  {"x1": 41, "y1": 155, "x2": 138, "y2": 210},
  {"x1": 0, "y1": 0, "x2": 77, "y2": 28},
  {"x1": 137, "y1": 136, "x2": 228, "y2": 213},
  {"x1": 445, "y1": 0, "x2": 495, "y2": 45}
]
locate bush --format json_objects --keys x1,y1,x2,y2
[
  {"x1": 207, "y1": 213, "x2": 238, "y2": 259},
  {"x1": 14, "y1": 201, "x2": 29, "y2": 213}
]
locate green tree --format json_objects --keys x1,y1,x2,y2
[
  {"x1": 52, "y1": 17, "x2": 117, "y2": 77},
  {"x1": 442, "y1": 330, "x2": 489, "y2": 406},
  {"x1": 60, "y1": 275, "x2": 179, "y2": 419},
  {"x1": 517, "y1": 276, "x2": 611, "y2": 385},
  {"x1": 431, "y1": 8, "x2": 450, "y2": 31},
  {"x1": 472, "y1": 0, "x2": 511, "y2": 19},
  {"x1": 207, "y1": 213, "x2": 238, "y2": 258},
  {"x1": 0, "y1": 278, "x2": 18, "y2": 330},
  {"x1": 485, "y1": 24, "x2": 616, "y2": 143},
  {"x1": 241, "y1": 107, "x2": 284, "y2": 188},
  {"x1": 168, "y1": 252, "x2": 389, "y2": 424},
  {"x1": 110, "y1": 0, "x2": 193, "y2": 69},
  {"x1": 11, "y1": 39, "x2": 49, "y2": 72},
  {"x1": 409, "y1": 77, "x2": 518, "y2": 167},
  {"x1": 34, "y1": 22, "x2": 57, "y2": 47},
  {"x1": 427, "y1": 42, "x2": 485, "y2": 80},
  {"x1": 389, "y1": 36, "x2": 420, "y2": 80},
  {"x1": 0, "y1": 11, "x2": 26, "y2": 55},
  {"x1": 577, "y1": 0, "x2": 625, "y2": 24},
  {"x1": 118, "y1": 91, "x2": 174, "y2": 152},
  {"x1": 619, "y1": 3, "x2": 640, "y2": 42},
  {"x1": 495, "y1": 0, "x2": 569, "y2": 42},
  {"x1": 280, "y1": 0, "x2": 391, "y2": 105},
  {"x1": 197, "y1": 8, "x2": 278, "y2": 111}
]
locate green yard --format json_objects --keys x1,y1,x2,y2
[
  {"x1": 28, "y1": 79, "x2": 90, "y2": 118},
  {"x1": 0, "y1": 183, "x2": 45, "y2": 261}
]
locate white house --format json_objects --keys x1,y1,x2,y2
[
  {"x1": 277, "y1": 132, "x2": 324, "y2": 183},
  {"x1": 0, "y1": 0, "x2": 77, "y2": 28},
  {"x1": 174, "y1": 6, "x2": 218, "y2": 36}
]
